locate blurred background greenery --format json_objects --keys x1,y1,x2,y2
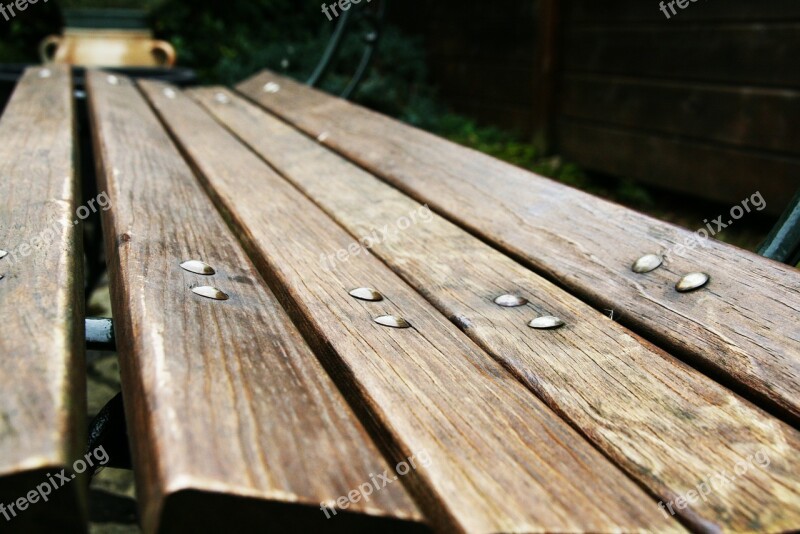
[{"x1": 0, "y1": 0, "x2": 776, "y2": 250}]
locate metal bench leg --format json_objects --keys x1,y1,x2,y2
[
  {"x1": 85, "y1": 318, "x2": 130, "y2": 476},
  {"x1": 86, "y1": 392, "x2": 131, "y2": 477},
  {"x1": 758, "y1": 189, "x2": 800, "y2": 265}
]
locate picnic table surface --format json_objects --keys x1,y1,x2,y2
[{"x1": 0, "y1": 65, "x2": 798, "y2": 533}]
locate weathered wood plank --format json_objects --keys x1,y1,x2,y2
[
  {"x1": 237, "y1": 70, "x2": 800, "y2": 425},
  {"x1": 192, "y1": 85, "x2": 800, "y2": 533},
  {"x1": 563, "y1": 25, "x2": 800, "y2": 88},
  {"x1": 557, "y1": 118, "x2": 800, "y2": 214},
  {"x1": 0, "y1": 66, "x2": 86, "y2": 533},
  {"x1": 85, "y1": 71, "x2": 425, "y2": 534},
  {"x1": 140, "y1": 79, "x2": 682, "y2": 534},
  {"x1": 561, "y1": 74, "x2": 800, "y2": 154}
]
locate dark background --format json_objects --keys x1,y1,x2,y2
[{"x1": 0, "y1": 0, "x2": 793, "y2": 250}]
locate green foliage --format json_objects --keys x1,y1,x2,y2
[
  {"x1": 57, "y1": 0, "x2": 165, "y2": 8},
  {"x1": 0, "y1": 2, "x2": 60, "y2": 63},
  {"x1": 152, "y1": 0, "x2": 323, "y2": 84}
]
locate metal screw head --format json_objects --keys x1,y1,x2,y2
[
  {"x1": 676, "y1": 272, "x2": 709, "y2": 293},
  {"x1": 528, "y1": 316, "x2": 565, "y2": 330},
  {"x1": 106, "y1": 74, "x2": 120, "y2": 85},
  {"x1": 38, "y1": 68, "x2": 52, "y2": 78},
  {"x1": 494, "y1": 294, "x2": 528, "y2": 307},
  {"x1": 214, "y1": 92, "x2": 230, "y2": 104},
  {"x1": 349, "y1": 287, "x2": 383, "y2": 302},
  {"x1": 374, "y1": 315, "x2": 411, "y2": 329},
  {"x1": 163, "y1": 87, "x2": 177, "y2": 99},
  {"x1": 0, "y1": 250, "x2": 7, "y2": 260},
  {"x1": 180, "y1": 260, "x2": 215, "y2": 276},
  {"x1": 263, "y1": 82, "x2": 281, "y2": 93},
  {"x1": 317, "y1": 131, "x2": 330, "y2": 143},
  {"x1": 632, "y1": 254, "x2": 663, "y2": 274},
  {"x1": 191, "y1": 286, "x2": 229, "y2": 301}
]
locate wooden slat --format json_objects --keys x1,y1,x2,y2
[
  {"x1": 561, "y1": 74, "x2": 800, "y2": 154},
  {"x1": 237, "y1": 70, "x2": 800, "y2": 425},
  {"x1": 566, "y1": 0, "x2": 800, "y2": 23},
  {"x1": 85, "y1": 71, "x2": 425, "y2": 534},
  {"x1": 139, "y1": 79, "x2": 682, "y2": 534},
  {"x1": 0, "y1": 66, "x2": 86, "y2": 533},
  {"x1": 192, "y1": 85, "x2": 800, "y2": 533},
  {"x1": 563, "y1": 25, "x2": 800, "y2": 88},
  {"x1": 557, "y1": 118, "x2": 800, "y2": 213}
]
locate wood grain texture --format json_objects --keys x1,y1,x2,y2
[
  {"x1": 192, "y1": 85, "x2": 800, "y2": 533},
  {"x1": 391, "y1": 0, "x2": 539, "y2": 135},
  {"x1": 561, "y1": 74, "x2": 800, "y2": 155},
  {"x1": 0, "y1": 66, "x2": 86, "y2": 533},
  {"x1": 563, "y1": 25, "x2": 800, "y2": 88},
  {"x1": 565, "y1": 0, "x2": 800, "y2": 23},
  {"x1": 85, "y1": 71, "x2": 425, "y2": 534},
  {"x1": 140, "y1": 79, "x2": 683, "y2": 534},
  {"x1": 557, "y1": 118, "x2": 800, "y2": 215},
  {"x1": 556, "y1": 1, "x2": 800, "y2": 205},
  {"x1": 237, "y1": 70, "x2": 800, "y2": 426}
]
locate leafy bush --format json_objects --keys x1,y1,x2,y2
[{"x1": 57, "y1": 0, "x2": 165, "y2": 8}]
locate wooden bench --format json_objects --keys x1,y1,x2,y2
[
  {"x1": 0, "y1": 66, "x2": 86, "y2": 533},
  {"x1": 1, "y1": 65, "x2": 799, "y2": 532}
]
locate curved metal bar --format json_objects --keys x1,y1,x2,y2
[
  {"x1": 340, "y1": 0, "x2": 388, "y2": 99},
  {"x1": 306, "y1": 8, "x2": 354, "y2": 87},
  {"x1": 307, "y1": 0, "x2": 387, "y2": 99},
  {"x1": 87, "y1": 392, "x2": 132, "y2": 476},
  {"x1": 758, "y1": 189, "x2": 800, "y2": 265}
]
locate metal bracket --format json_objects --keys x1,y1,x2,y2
[
  {"x1": 86, "y1": 317, "x2": 116, "y2": 352},
  {"x1": 759, "y1": 189, "x2": 800, "y2": 266},
  {"x1": 85, "y1": 318, "x2": 129, "y2": 475}
]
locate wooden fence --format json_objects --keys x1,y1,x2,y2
[
  {"x1": 557, "y1": 0, "x2": 800, "y2": 214},
  {"x1": 393, "y1": 0, "x2": 800, "y2": 215}
]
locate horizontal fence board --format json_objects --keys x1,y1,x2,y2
[
  {"x1": 558, "y1": 118, "x2": 800, "y2": 213},
  {"x1": 566, "y1": 0, "x2": 800, "y2": 23},
  {"x1": 564, "y1": 25, "x2": 800, "y2": 88},
  {"x1": 561, "y1": 74, "x2": 800, "y2": 154},
  {"x1": 429, "y1": 62, "x2": 534, "y2": 103}
]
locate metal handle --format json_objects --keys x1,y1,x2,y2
[
  {"x1": 151, "y1": 40, "x2": 177, "y2": 67},
  {"x1": 39, "y1": 35, "x2": 62, "y2": 64}
]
